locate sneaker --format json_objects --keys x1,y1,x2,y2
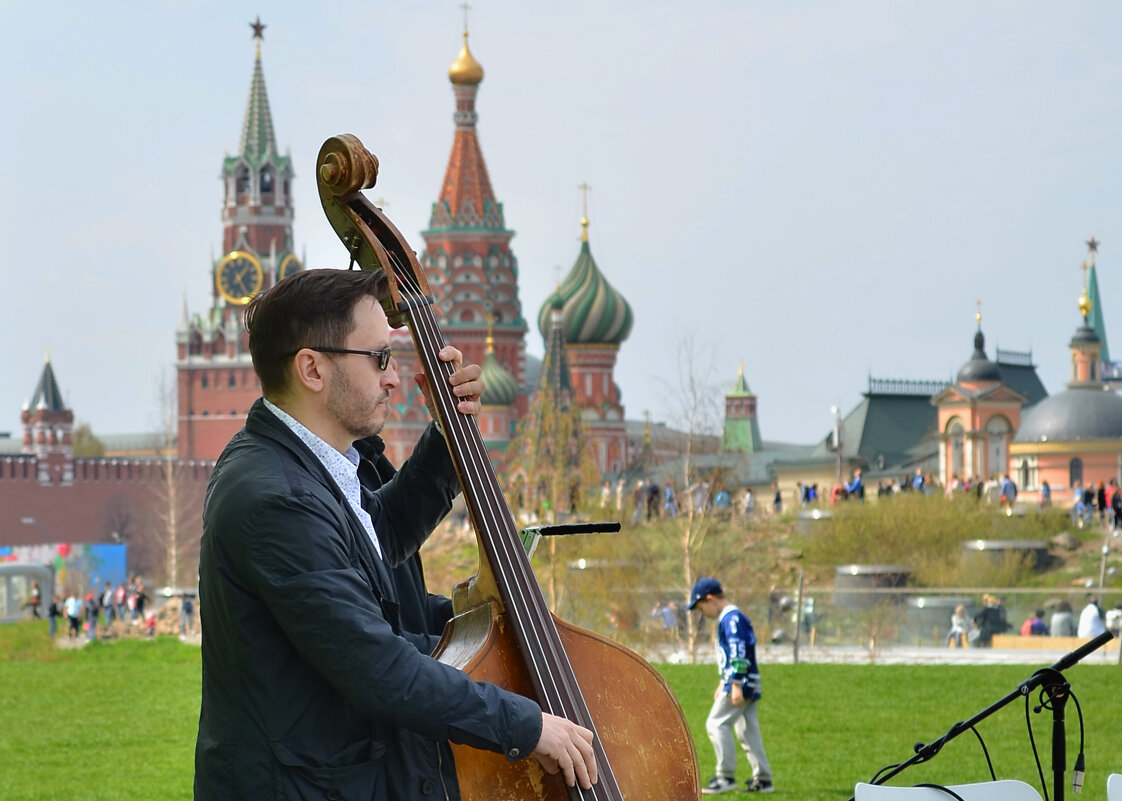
[
  {"x1": 745, "y1": 778, "x2": 775, "y2": 793},
  {"x1": 702, "y1": 776, "x2": 739, "y2": 794}
]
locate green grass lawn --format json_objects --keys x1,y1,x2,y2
[{"x1": 3, "y1": 621, "x2": 1118, "y2": 801}]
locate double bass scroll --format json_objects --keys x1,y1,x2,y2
[{"x1": 317, "y1": 133, "x2": 700, "y2": 801}]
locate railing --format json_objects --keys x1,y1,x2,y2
[
  {"x1": 867, "y1": 377, "x2": 949, "y2": 396},
  {"x1": 996, "y1": 347, "x2": 1034, "y2": 366},
  {"x1": 572, "y1": 585, "x2": 1122, "y2": 662}
]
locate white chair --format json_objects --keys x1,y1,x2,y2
[
  {"x1": 855, "y1": 779, "x2": 1044, "y2": 801},
  {"x1": 1106, "y1": 773, "x2": 1122, "y2": 801}
]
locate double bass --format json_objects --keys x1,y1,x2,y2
[{"x1": 316, "y1": 134, "x2": 700, "y2": 800}]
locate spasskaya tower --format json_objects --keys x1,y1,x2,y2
[{"x1": 175, "y1": 19, "x2": 303, "y2": 460}]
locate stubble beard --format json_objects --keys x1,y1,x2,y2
[{"x1": 327, "y1": 362, "x2": 387, "y2": 442}]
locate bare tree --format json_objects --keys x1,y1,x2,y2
[
  {"x1": 148, "y1": 370, "x2": 203, "y2": 588},
  {"x1": 656, "y1": 333, "x2": 727, "y2": 660}
]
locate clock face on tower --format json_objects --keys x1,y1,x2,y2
[
  {"x1": 277, "y1": 253, "x2": 302, "y2": 281},
  {"x1": 216, "y1": 250, "x2": 264, "y2": 305}
]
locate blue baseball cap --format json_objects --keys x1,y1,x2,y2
[{"x1": 687, "y1": 577, "x2": 723, "y2": 610}]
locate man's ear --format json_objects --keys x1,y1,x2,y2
[{"x1": 292, "y1": 349, "x2": 327, "y2": 394}]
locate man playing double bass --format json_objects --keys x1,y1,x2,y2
[{"x1": 194, "y1": 268, "x2": 598, "y2": 799}]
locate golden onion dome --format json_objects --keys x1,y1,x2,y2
[
  {"x1": 448, "y1": 33, "x2": 484, "y2": 86},
  {"x1": 1079, "y1": 291, "x2": 1092, "y2": 320}
]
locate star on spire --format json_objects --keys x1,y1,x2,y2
[{"x1": 1086, "y1": 236, "x2": 1099, "y2": 254}]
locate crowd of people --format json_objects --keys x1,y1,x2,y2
[
  {"x1": 598, "y1": 461, "x2": 1122, "y2": 527},
  {"x1": 604, "y1": 477, "x2": 786, "y2": 525},
  {"x1": 1069, "y1": 479, "x2": 1122, "y2": 528},
  {"x1": 946, "y1": 594, "x2": 1118, "y2": 647},
  {"x1": 46, "y1": 578, "x2": 155, "y2": 641}
]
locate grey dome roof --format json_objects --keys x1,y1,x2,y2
[
  {"x1": 1070, "y1": 324, "x2": 1101, "y2": 346},
  {"x1": 956, "y1": 329, "x2": 1003, "y2": 384},
  {"x1": 1013, "y1": 387, "x2": 1122, "y2": 443}
]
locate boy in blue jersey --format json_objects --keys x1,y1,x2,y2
[{"x1": 688, "y1": 576, "x2": 774, "y2": 795}]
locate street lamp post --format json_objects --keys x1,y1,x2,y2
[
  {"x1": 830, "y1": 406, "x2": 842, "y2": 486},
  {"x1": 20, "y1": 516, "x2": 46, "y2": 538}
]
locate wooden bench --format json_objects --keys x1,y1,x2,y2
[{"x1": 990, "y1": 634, "x2": 1117, "y2": 651}]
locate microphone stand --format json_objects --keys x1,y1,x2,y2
[
  {"x1": 518, "y1": 521, "x2": 622, "y2": 558},
  {"x1": 852, "y1": 632, "x2": 1114, "y2": 801}
]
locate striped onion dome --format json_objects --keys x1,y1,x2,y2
[
  {"x1": 480, "y1": 335, "x2": 518, "y2": 406},
  {"x1": 537, "y1": 218, "x2": 633, "y2": 345}
]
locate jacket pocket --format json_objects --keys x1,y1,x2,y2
[{"x1": 271, "y1": 737, "x2": 387, "y2": 801}]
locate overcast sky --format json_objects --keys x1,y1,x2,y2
[{"x1": 3, "y1": 1, "x2": 1122, "y2": 445}]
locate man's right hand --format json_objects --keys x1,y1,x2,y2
[{"x1": 532, "y1": 713, "x2": 598, "y2": 790}]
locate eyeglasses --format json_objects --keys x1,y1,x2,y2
[{"x1": 304, "y1": 346, "x2": 393, "y2": 371}]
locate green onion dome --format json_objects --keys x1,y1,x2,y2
[
  {"x1": 537, "y1": 218, "x2": 633, "y2": 345},
  {"x1": 479, "y1": 335, "x2": 518, "y2": 406}
]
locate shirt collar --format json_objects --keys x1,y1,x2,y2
[{"x1": 262, "y1": 397, "x2": 361, "y2": 472}]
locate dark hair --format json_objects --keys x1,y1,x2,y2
[{"x1": 246, "y1": 268, "x2": 389, "y2": 397}]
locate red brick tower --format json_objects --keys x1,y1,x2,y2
[
  {"x1": 175, "y1": 19, "x2": 302, "y2": 460},
  {"x1": 20, "y1": 351, "x2": 74, "y2": 486},
  {"x1": 377, "y1": 26, "x2": 528, "y2": 465}
]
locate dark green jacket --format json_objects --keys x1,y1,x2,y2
[{"x1": 194, "y1": 399, "x2": 541, "y2": 800}]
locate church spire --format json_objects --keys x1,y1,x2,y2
[
  {"x1": 419, "y1": 20, "x2": 526, "y2": 430},
  {"x1": 219, "y1": 19, "x2": 295, "y2": 262},
  {"x1": 239, "y1": 17, "x2": 277, "y2": 166},
  {"x1": 1084, "y1": 236, "x2": 1110, "y2": 362},
  {"x1": 427, "y1": 23, "x2": 503, "y2": 231}
]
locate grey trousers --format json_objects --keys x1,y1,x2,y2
[{"x1": 705, "y1": 690, "x2": 772, "y2": 782}]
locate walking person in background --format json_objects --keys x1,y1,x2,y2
[
  {"x1": 27, "y1": 580, "x2": 41, "y2": 619},
  {"x1": 64, "y1": 591, "x2": 82, "y2": 639},
  {"x1": 664, "y1": 481, "x2": 679, "y2": 518},
  {"x1": 772, "y1": 483, "x2": 782, "y2": 514},
  {"x1": 998, "y1": 473, "x2": 1017, "y2": 509},
  {"x1": 114, "y1": 581, "x2": 127, "y2": 621},
  {"x1": 47, "y1": 595, "x2": 62, "y2": 639},
  {"x1": 688, "y1": 577, "x2": 774, "y2": 795},
  {"x1": 647, "y1": 480, "x2": 662, "y2": 521},
  {"x1": 134, "y1": 582, "x2": 150, "y2": 623},
  {"x1": 84, "y1": 593, "x2": 99, "y2": 641},
  {"x1": 101, "y1": 582, "x2": 116, "y2": 626},
  {"x1": 179, "y1": 593, "x2": 196, "y2": 638},
  {"x1": 741, "y1": 486, "x2": 755, "y2": 518},
  {"x1": 631, "y1": 479, "x2": 645, "y2": 524}
]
